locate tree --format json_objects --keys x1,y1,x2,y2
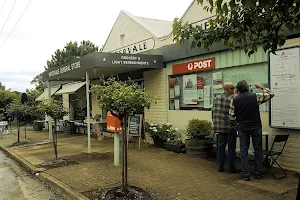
[
  {"x1": 91, "y1": 77, "x2": 154, "y2": 195},
  {"x1": 30, "y1": 75, "x2": 44, "y2": 92},
  {"x1": 0, "y1": 89, "x2": 18, "y2": 113},
  {"x1": 38, "y1": 100, "x2": 68, "y2": 160},
  {"x1": 0, "y1": 82, "x2": 5, "y2": 90},
  {"x1": 45, "y1": 40, "x2": 99, "y2": 70},
  {"x1": 172, "y1": 0, "x2": 300, "y2": 56},
  {"x1": 6, "y1": 101, "x2": 31, "y2": 143}
]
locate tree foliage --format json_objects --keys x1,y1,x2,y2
[
  {"x1": 45, "y1": 40, "x2": 99, "y2": 70},
  {"x1": 0, "y1": 89, "x2": 18, "y2": 112},
  {"x1": 91, "y1": 77, "x2": 154, "y2": 120},
  {"x1": 0, "y1": 81, "x2": 5, "y2": 90},
  {"x1": 38, "y1": 100, "x2": 68, "y2": 120},
  {"x1": 30, "y1": 75, "x2": 44, "y2": 92},
  {"x1": 173, "y1": 0, "x2": 300, "y2": 56}
]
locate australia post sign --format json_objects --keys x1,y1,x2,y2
[{"x1": 172, "y1": 57, "x2": 215, "y2": 75}]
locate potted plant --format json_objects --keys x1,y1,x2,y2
[
  {"x1": 185, "y1": 119, "x2": 213, "y2": 155},
  {"x1": 165, "y1": 132, "x2": 186, "y2": 153},
  {"x1": 148, "y1": 122, "x2": 175, "y2": 149}
]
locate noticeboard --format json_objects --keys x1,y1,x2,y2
[
  {"x1": 269, "y1": 46, "x2": 300, "y2": 129},
  {"x1": 128, "y1": 115, "x2": 143, "y2": 136}
]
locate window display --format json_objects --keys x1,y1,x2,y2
[{"x1": 169, "y1": 71, "x2": 212, "y2": 110}]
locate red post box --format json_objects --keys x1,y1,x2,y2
[{"x1": 106, "y1": 111, "x2": 123, "y2": 133}]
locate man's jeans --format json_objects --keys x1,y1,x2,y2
[
  {"x1": 239, "y1": 129, "x2": 263, "y2": 175},
  {"x1": 217, "y1": 132, "x2": 237, "y2": 171}
]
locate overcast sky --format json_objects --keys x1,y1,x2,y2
[{"x1": 0, "y1": 0, "x2": 192, "y2": 92}]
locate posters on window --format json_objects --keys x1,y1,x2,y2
[
  {"x1": 197, "y1": 77, "x2": 204, "y2": 101},
  {"x1": 183, "y1": 74, "x2": 198, "y2": 104},
  {"x1": 175, "y1": 85, "x2": 180, "y2": 97},
  {"x1": 204, "y1": 85, "x2": 211, "y2": 108},
  {"x1": 175, "y1": 99, "x2": 180, "y2": 110},
  {"x1": 169, "y1": 89, "x2": 175, "y2": 99},
  {"x1": 169, "y1": 78, "x2": 175, "y2": 101},
  {"x1": 213, "y1": 71, "x2": 223, "y2": 89}
]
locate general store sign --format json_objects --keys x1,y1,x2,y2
[
  {"x1": 172, "y1": 57, "x2": 215, "y2": 75},
  {"x1": 48, "y1": 61, "x2": 81, "y2": 77},
  {"x1": 111, "y1": 38, "x2": 155, "y2": 54}
]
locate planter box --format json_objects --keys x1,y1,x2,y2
[
  {"x1": 185, "y1": 139, "x2": 208, "y2": 155},
  {"x1": 152, "y1": 137, "x2": 166, "y2": 149},
  {"x1": 165, "y1": 143, "x2": 186, "y2": 153}
]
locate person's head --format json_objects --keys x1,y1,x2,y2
[
  {"x1": 223, "y1": 82, "x2": 235, "y2": 95},
  {"x1": 236, "y1": 80, "x2": 249, "y2": 93}
]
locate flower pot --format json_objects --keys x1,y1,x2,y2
[
  {"x1": 185, "y1": 138, "x2": 208, "y2": 155},
  {"x1": 152, "y1": 137, "x2": 166, "y2": 149},
  {"x1": 165, "y1": 143, "x2": 186, "y2": 153}
]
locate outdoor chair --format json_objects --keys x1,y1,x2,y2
[{"x1": 263, "y1": 134, "x2": 290, "y2": 179}]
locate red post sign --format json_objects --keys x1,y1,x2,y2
[{"x1": 172, "y1": 57, "x2": 215, "y2": 75}]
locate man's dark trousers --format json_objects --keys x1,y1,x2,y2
[
  {"x1": 217, "y1": 132, "x2": 237, "y2": 171},
  {"x1": 239, "y1": 128, "x2": 263, "y2": 175}
]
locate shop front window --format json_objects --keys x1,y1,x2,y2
[{"x1": 169, "y1": 71, "x2": 213, "y2": 111}]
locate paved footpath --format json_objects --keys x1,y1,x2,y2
[
  {"x1": 0, "y1": 130, "x2": 299, "y2": 200},
  {"x1": 0, "y1": 150, "x2": 65, "y2": 200}
]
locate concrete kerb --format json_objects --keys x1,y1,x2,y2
[
  {"x1": 0, "y1": 145, "x2": 46, "y2": 174},
  {"x1": 0, "y1": 145, "x2": 89, "y2": 200},
  {"x1": 39, "y1": 173, "x2": 90, "y2": 200}
]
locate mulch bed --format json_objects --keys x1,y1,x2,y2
[
  {"x1": 82, "y1": 186, "x2": 157, "y2": 200},
  {"x1": 36, "y1": 157, "x2": 78, "y2": 169},
  {"x1": 67, "y1": 152, "x2": 114, "y2": 162},
  {"x1": 10, "y1": 141, "x2": 30, "y2": 147}
]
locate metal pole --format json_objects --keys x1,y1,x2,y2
[
  {"x1": 114, "y1": 133, "x2": 120, "y2": 166},
  {"x1": 86, "y1": 71, "x2": 91, "y2": 153},
  {"x1": 47, "y1": 81, "x2": 53, "y2": 142}
]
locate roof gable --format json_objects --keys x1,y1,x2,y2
[{"x1": 122, "y1": 11, "x2": 172, "y2": 38}]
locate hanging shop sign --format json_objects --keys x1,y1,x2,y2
[
  {"x1": 172, "y1": 57, "x2": 215, "y2": 75},
  {"x1": 111, "y1": 38, "x2": 155, "y2": 54}
]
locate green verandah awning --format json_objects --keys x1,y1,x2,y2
[{"x1": 40, "y1": 51, "x2": 164, "y2": 155}]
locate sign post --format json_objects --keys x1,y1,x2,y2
[{"x1": 107, "y1": 111, "x2": 122, "y2": 166}]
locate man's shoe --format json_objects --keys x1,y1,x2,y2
[
  {"x1": 255, "y1": 173, "x2": 263, "y2": 180},
  {"x1": 229, "y1": 169, "x2": 241, "y2": 173},
  {"x1": 242, "y1": 174, "x2": 250, "y2": 181},
  {"x1": 218, "y1": 168, "x2": 224, "y2": 172}
]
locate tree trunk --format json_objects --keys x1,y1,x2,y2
[
  {"x1": 53, "y1": 120, "x2": 58, "y2": 160},
  {"x1": 122, "y1": 115, "x2": 128, "y2": 194},
  {"x1": 9, "y1": 121, "x2": 12, "y2": 134},
  {"x1": 17, "y1": 120, "x2": 20, "y2": 143}
]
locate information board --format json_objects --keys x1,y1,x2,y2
[
  {"x1": 128, "y1": 115, "x2": 143, "y2": 136},
  {"x1": 269, "y1": 46, "x2": 300, "y2": 129}
]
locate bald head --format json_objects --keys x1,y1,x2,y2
[{"x1": 223, "y1": 82, "x2": 234, "y2": 94}]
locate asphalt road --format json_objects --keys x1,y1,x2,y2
[{"x1": 0, "y1": 150, "x2": 65, "y2": 200}]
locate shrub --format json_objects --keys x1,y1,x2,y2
[
  {"x1": 186, "y1": 119, "x2": 212, "y2": 140},
  {"x1": 148, "y1": 122, "x2": 178, "y2": 141}
]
